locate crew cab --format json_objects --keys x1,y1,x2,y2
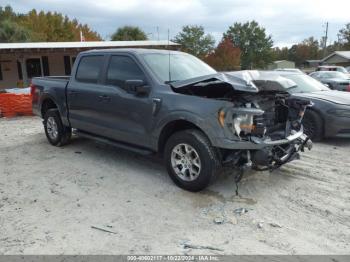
[{"x1": 32, "y1": 49, "x2": 312, "y2": 191}]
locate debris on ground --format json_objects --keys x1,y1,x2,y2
[
  {"x1": 213, "y1": 216, "x2": 225, "y2": 224},
  {"x1": 91, "y1": 226, "x2": 117, "y2": 235},
  {"x1": 229, "y1": 216, "x2": 238, "y2": 225},
  {"x1": 234, "y1": 208, "x2": 249, "y2": 215},
  {"x1": 183, "y1": 243, "x2": 224, "y2": 252},
  {"x1": 257, "y1": 222, "x2": 264, "y2": 229},
  {"x1": 269, "y1": 222, "x2": 282, "y2": 228}
]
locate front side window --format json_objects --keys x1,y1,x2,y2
[
  {"x1": 106, "y1": 56, "x2": 146, "y2": 89},
  {"x1": 76, "y1": 56, "x2": 104, "y2": 84}
]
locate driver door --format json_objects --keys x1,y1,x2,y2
[{"x1": 97, "y1": 54, "x2": 154, "y2": 148}]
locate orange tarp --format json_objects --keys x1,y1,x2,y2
[{"x1": 0, "y1": 93, "x2": 33, "y2": 117}]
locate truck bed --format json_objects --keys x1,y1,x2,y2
[{"x1": 34, "y1": 76, "x2": 70, "y2": 82}]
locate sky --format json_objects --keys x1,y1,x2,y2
[{"x1": 2, "y1": 0, "x2": 350, "y2": 47}]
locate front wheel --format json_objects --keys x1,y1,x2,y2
[
  {"x1": 44, "y1": 109, "x2": 71, "y2": 146},
  {"x1": 164, "y1": 129, "x2": 220, "y2": 192}
]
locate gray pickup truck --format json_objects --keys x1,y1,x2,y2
[{"x1": 32, "y1": 49, "x2": 312, "y2": 191}]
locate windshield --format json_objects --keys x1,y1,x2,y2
[
  {"x1": 283, "y1": 74, "x2": 330, "y2": 93},
  {"x1": 319, "y1": 71, "x2": 348, "y2": 79},
  {"x1": 142, "y1": 53, "x2": 216, "y2": 83}
]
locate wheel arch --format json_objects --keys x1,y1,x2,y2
[
  {"x1": 41, "y1": 97, "x2": 59, "y2": 118},
  {"x1": 157, "y1": 119, "x2": 209, "y2": 155},
  {"x1": 304, "y1": 107, "x2": 325, "y2": 137}
]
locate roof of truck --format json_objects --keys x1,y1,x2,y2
[
  {"x1": 0, "y1": 41, "x2": 179, "y2": 50},
  {"x1": 82, "y1": 48, "x2": 183, "y2": 55}
]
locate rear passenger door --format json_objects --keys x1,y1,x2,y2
[
  {"x1": 67, "y1": 54, "x2": 109, "y2": 134},
  {"x1": 98, "y1": 54, "x2": 154, "y2": 148}
]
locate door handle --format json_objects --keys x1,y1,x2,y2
[
  {"x1": 98, "y1": 95, "x2": 111, "y2": 101},
  {"x1": 68, "y1": 90, "x2": 79, "y2": 96}
]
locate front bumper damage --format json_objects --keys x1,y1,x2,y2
[
  {"x1": 171, "y1": 71, "x2": 313, "y2": 173},
  {"x1": 217, "y1": 100, "x2": 313, "y2": 173},
  {"x1": 250, "y1": 128, "x2": 312, "y2": 171},
  {"x1": 220, "y1": 128, "x2": 312, "y2": 172}
]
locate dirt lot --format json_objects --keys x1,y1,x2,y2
[{"x1": 0, "y1": 116, "x2": 349, "y2": 255}]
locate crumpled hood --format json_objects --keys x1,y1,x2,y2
[
  {"x1": 170, "y1": 73, "x2": 259, "y2": 93},
  {"x1": 293, "y1": 90, "x2": 350, "y2": 105}
]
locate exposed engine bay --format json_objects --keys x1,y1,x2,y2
[{"x1": 171, "y1": 72, "x2": 313, "y2": 172}]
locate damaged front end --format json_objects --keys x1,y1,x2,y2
[{"x1": 171, "y1": 71, "x2": 313, "y2": 172}]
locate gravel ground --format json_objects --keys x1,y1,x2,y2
[{"x1": 0, "y1": 116, "x2": 349, "y2": 255}]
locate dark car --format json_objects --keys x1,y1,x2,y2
[
  {"x1": 31, "y1": 49, "x2": 312, "y2": 191},
  {"x1": 309, "y1": 71, "x2": 350, "y2": 92},
  {"x1": 228, "y1": 71, "x2": 350, "y2": 141}
]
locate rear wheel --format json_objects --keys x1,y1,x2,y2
[
  {"x1": 302, "y1": 110, "x2": 323, "y2": 141},
  {"x1": 44, "y1": 109, "x2": 71, "y2": 146},
  {"x1": 164, "y1": 129, "x2": 220, "y2": 192}
]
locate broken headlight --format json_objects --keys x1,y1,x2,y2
[
  {"x1": 219, "y1": 104, "x2": 264, "y2": 138},
  {"x1": 233, "y1": 113, "x2": 255, "y2": 135}
]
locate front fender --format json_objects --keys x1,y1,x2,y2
[{"x1": 152, "y1": 110, "x2": 224, "y2": 149}]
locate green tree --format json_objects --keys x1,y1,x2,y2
[
  {"x1": 0, "y1": 5, "x2": 101, "y2": 42},
  {"x1": 339, "y1": 23, "x2": 350, "y2": 49},
  {"x1": 173, "y1": 25, "x2": 215, "y2": 58},
  {"x1": 0, "y1": 19, "x2": 31, "y2": 42},
  {"x1": 286, "y1": 37, "x2": 321, "y2": 66},
  {"x1": 0, "y1": 5, "x2": 16, "y2": 22},
  {"x1": 111, "y1": 26, "x2": 148, "y2": 41},
  {"x1": 18, "y1": 9, "x2": 101, "y2": 41},
  {"x1": 271, "y1": 47, "x2": 289, "y2": 61},
  {"x1": 224, "y1": 21, "x2": 273, "y2": 69}
]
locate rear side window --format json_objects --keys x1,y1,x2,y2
[
  {"x1": 76, "y1": 56, "x2": 104, "y2": 84},
  {"x1": 106, "y1": 56, "x2": 146, "y2": 89}
]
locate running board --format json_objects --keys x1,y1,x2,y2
[{"x1": 74, "y1": 130, "x2": 154, "y2": 156}]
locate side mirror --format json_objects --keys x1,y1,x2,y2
[{"x1": 125, "y1": 80, "x2": 150, "y2": 96}]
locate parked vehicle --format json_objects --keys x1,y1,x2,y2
[
  {"x1": 274, "y1": 68, "x2": 304, "y2": 73},
  {"x1": 309, "y1": 71, "x2": 350, "y2": 92},
  {"x1": 316, "y1": 65, "x2": 349, "y2": 75},
  {"x1": 229, "y1": 71, "x2": 350, "y2": 141},
  {"x1": 32, "y1": 49, "x2": 312, "y2": 191}
]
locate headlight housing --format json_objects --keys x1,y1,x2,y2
[
  {"x1": 218, "y1": 106, "x2": 264, "y2": 137},
  {"x1": 233, "y1": 113, "x2": 255, "y2": 135}
]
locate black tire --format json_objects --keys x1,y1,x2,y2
[
  {"x1": 43, "y1": 109, "x2": 71, "y2": 146},
  {"x1": 164, "y1": 129, "x2": 220, "y2": 192},
  {"x1": 302, "y1": 110, "x2": 323, "y2": 141}
]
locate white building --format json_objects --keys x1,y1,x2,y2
[
  {"x1": 0, "y1": 40, "x2": 179, "y2": 90},
  {"x1": 267, "y1": 60, "x2": 295, "y2": 70}
]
